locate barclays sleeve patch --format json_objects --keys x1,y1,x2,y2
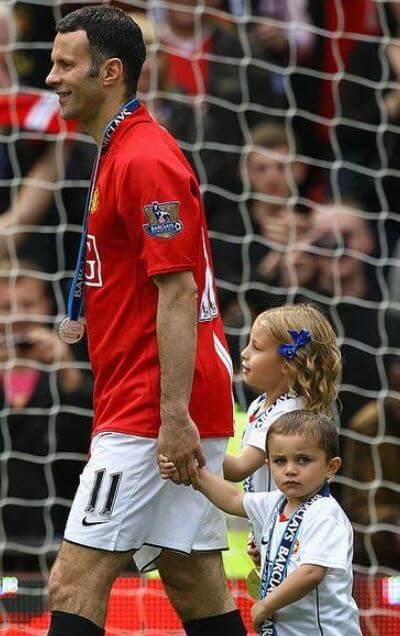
[{"x1": 143, "y1": 201, "x2": 183, "y2": 239}]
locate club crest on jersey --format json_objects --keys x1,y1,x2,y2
[
  {"x1": 90, "y1": 187, "x2": 100, "y2": 214},
  {"x1": 143, "y1": 201, "x2": 183, "y2": 239}
]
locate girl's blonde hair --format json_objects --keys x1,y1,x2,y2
[{"x1": 256, "y1": 304, "x2": 341, "y2": 416}]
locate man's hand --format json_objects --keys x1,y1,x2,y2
[{"x1": 157, "y1": 415, "x2": 206, "y2": 486}]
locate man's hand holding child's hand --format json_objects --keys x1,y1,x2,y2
[{"x1": 158, "y1": 454, "x2": 202, "y2": 488}]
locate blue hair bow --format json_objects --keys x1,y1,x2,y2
[{"x1": 278, "y1": 329, "x2": 312, "y2": 360}]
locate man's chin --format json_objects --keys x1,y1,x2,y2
[
  {"x1": 59, "y1": 104, "x2": 79, "y2": 121},
  {"x1": 59, "y1": 109, "x2": 75, "y2": 120}
]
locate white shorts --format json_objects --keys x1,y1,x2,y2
[{"x1": 64, "y1": 432, "x2": 228, "y2": 572}]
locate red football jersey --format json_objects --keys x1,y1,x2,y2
[{"x1": 85, "y1": 105, "x2": 234, "y2": 439}]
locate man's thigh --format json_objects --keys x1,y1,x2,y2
[{"x1": 157, "y1": 549, "x2": 235, "y2": 620}]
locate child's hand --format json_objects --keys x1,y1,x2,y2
[
  {"x1": 247, "y1": 532, "x2": 261, "y2": 567},
  {"x1": 251, "y1": 599, "x2": 273, "y2": 630},
  {"x1": 158, "y1": 454, "x2": 177, "y2": 480}
]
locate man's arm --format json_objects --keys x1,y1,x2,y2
[{"x1": 153, "y1": 269, "x2": 206, "y2": 485}]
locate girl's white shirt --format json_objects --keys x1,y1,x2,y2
[{"x1": 242, "y1": 392, "x2": 304, "y2": 495}]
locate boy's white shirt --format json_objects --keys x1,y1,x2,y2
[
  {"x1": 242, "y1": 392, "x2": 304, "y2": 495},
  {"x1": 243, "y1": 491, "x2": 362, "y2": 636}
]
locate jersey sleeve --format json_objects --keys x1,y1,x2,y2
[
  {"x1": 299, "y1": 501, "x2": 350, "y2": 572},
  {"x1": 117, "y1": 152, "x2": 201, "y2": 277},
  {"x1": 243, "y1": 491, "x2": 281, "y2": 534}
]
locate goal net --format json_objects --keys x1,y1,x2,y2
[{"x1": 1, "y1": 0, "x2": 400, "y2": 633}]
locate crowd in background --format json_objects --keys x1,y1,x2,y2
[{"x1": 1, "y1": 0, "x2": 400, "y2": 573}]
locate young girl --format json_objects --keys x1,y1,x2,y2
[
  {"x1": 161, "y1": 411, "x2": 361, "y2": 635},
  {"x1": 221, "y1": 303, "x2": 341, "y2": 560}
]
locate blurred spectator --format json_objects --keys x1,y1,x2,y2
[
  {"x1": 211, "y1": 122, "x2": 308, "y2": 303},
  {"x1": 244, "y1": 122, "x2": 309, "y2": 290},
  {"x1": 244, "y1": 0, "x2": 326, "y2": 183},
  {"x1": 0, "y1": 260, "x2": 92, "y2": 571},
  {"x1": 0, "y1": 4, "x2": 94, "y2": 276},
  {"x1": 209, "y1": 122, "x2": 309, "y2": 371},
  {"x1": 285, "y1": 204, "x2": 377, "y2": 299},
  {"x1": 342, "y1": 354, "x2": 400, "y2": 569},
  {"x1": 152, "y1": 0, "x2": 279, "y2": 191},
  {"x1": 247, "y1": 0, "x2": 315, "y2": 86},
  {"x1": 133, "y1": 11, "x2": 196, "y2": 146},
  {"x1": 12, "y1": 2, "x2": 56, "y2": 89},
  {"x1": 315, "y1": 0, "x2": 378, "y2": 148},
  {"x1": 279, "y1": 204, "x2": 384, "y2": 427},
  {"x1": 337, "y1": 0, "x2": 400, "y2": 254}
]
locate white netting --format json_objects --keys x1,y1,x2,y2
[{"x1": 1, "y1": 0, "x2": 400, "y2": 632}]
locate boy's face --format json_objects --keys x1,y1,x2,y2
[
  {"x1": 267, "y1": 433, "x2": 341, "y2": 506},
  {"x1": 241, "y1": 321, "x2": 287, "y2": 394}
]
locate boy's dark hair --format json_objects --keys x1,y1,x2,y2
[
  {"x1": 266, "y1": 410, "x2": 339, "y2": 460},
  {"x1": 56, "y1": 5, "x2": 146, "y2": 96}
]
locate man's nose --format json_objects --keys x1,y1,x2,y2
[{"x1": 46, "y1": 66, "x2": 58, "y2": 87}]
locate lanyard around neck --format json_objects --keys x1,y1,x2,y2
[
  {"x1": 66, "y1": 96, "x2": 140, "y2": 323},
  {"x1": 259, "y1": 482, "x2": 330, "y2": 636}
]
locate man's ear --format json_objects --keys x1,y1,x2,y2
[
  {"x1": 101, "y1": 57, "x2": 123, "y2": 87},
  {"x1": 327, "y1": 456, "x2": 341, "y2": 480}
]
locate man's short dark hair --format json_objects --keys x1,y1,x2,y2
[
  {"x1": 56, "y1": 5, "x2": 146, "y2": 96},
  {"x1": 266, "y1": 410, "x2": 339, "y2": 460}
]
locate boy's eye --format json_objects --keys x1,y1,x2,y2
[
  {"x1": 273, "y1": 458, "x2": 286, "y2": 466},
  {"x1": 298, "y1": 457, "x2": 311, "y2": 465}
]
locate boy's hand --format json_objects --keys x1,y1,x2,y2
[
  {"x1": 251, "y1": 599, "x2": 273, "y2": 630},
  {"x1": 158, "y1": 454, "x2": 177, "y2": 480},
  {"x1": 250, "y1": 598, "x2": 274, "y2": 630},
  {"x1": 188, "y1": 461, "x2": 202, "y2": 490},
  {"x1": 246, "y1": 532, "x2": 261, "y2": 566}
]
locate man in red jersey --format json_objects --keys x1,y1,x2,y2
[{"x1": 45, "y1": 6, "x2": 246, "y2": 636}]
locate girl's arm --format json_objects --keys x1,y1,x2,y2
[
  {"x1": 223, "y1": 445, "x2": 265, "y2": 482},
  {"x1": 190, "y1": 465, "x2": 247, "y2": 518},
  {"x1": 251, "y1": 564, "x2": 327, "y2": 629}
]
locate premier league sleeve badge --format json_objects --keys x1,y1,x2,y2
[{"x1": 143, "y1": 201, "x2": 183, "y2": 239}]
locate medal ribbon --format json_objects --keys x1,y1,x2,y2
[
  {"x1": 259, "y1": 482, "x2": 330, "y2": 636},
  {"x1": 66, "y1": 96, "x2": 140, "y2": 321}
]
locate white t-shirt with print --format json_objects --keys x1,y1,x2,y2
[
  {"x1": 243, "y1": 491, "x2": 362, "y2": 636},
  {"x1": 242, "y1": 393, "x2": 304, "y2": 495}
]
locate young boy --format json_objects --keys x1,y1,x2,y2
[{"x1": 159, "y1": 411, "x2": 362, "y2": 635}]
